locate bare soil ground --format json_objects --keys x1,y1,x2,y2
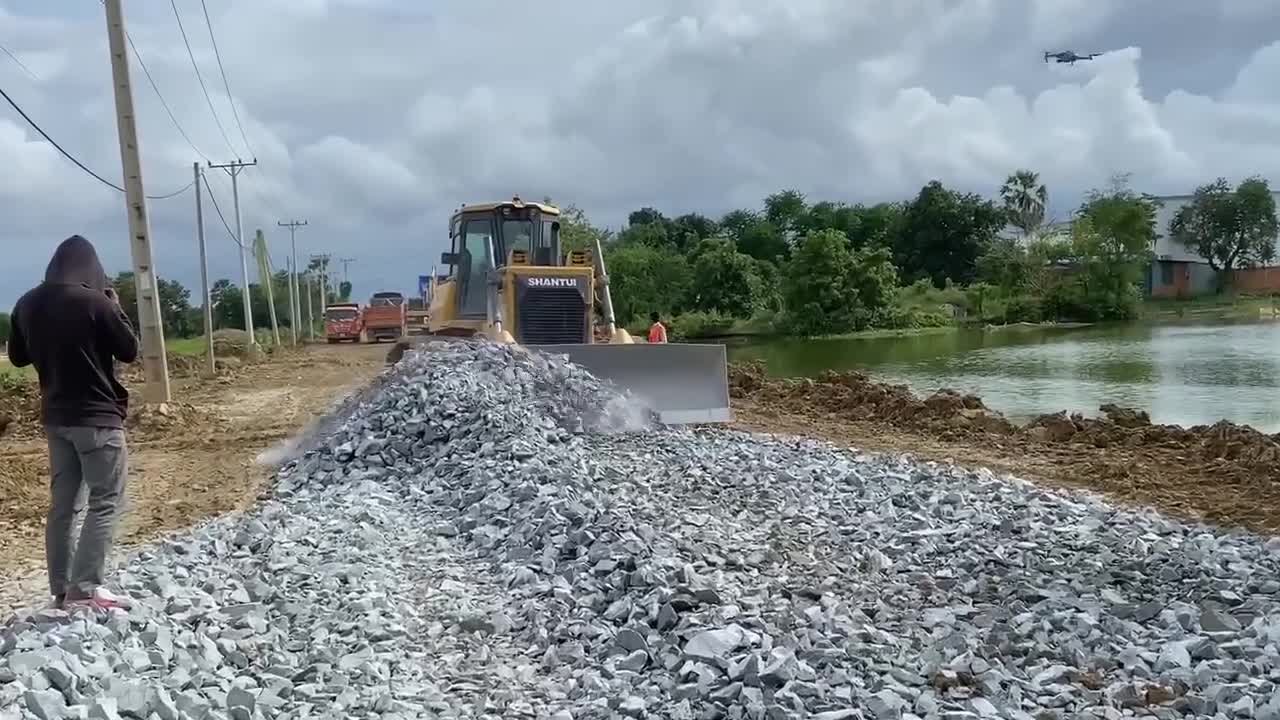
[
  {"x1": 729, "y1": 362, "x2": 1280, "y2": 535},
  {"x1": 0, "y1": 342, "x2": 388, "y2": 612}
]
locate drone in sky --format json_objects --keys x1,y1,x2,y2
[{"x1": 1043, "y1": 50, "x2": 1103, "y2": 65}]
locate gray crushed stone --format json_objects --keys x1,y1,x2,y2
[{"x1": 4, "y1": 340, "x2": 1280, "y2": 719}]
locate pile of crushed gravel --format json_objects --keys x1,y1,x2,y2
[{"x1": 4, "y1": 340, "x2": 1280, "y2": 720}]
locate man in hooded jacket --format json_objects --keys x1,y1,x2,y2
[{"x1": 8, "y1": 235, "x2": 138, "y2": 610}]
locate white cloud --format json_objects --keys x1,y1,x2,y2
[{"x1": 1, "y1": 0, "x2": 1280, "y2": 307}]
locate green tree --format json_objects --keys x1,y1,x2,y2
[
  {"x1": 558, "y1": 203, "x2": 612, "y2": 253},
  {"x1": 844, "y1": 245, "x2": 900, "y2": 330},
  {"x1": 160, "y1": 278, "x2": 195, "y2": 337},
  {"x1": 111, "y1": 272, "x2": 196, "y2": 338},
  {"x1": 628, "y1": 207, "x2": 667, "y2": 228},
  {"x1": 752, "y1": 259, "x2": 784, "y2": 314},
  {"x1": 798, "y1": 201, "x2": 851, "y2": 235},
  {"x1": 894, "y1": 181, "x2": 1005, "y2": 287},
  {"x1": 614, "y1": 221, "x2": 670, "y2": 248},
  {"x1": 976, "y1": 237, "x2": 1033, "y2": 294},
  {"x1": 795, "y1": 201, "x2": 904, "y2": 251},
  {"x1": 783, "y1": 229, "x2": 898, "y2": 336},
  {"x1": 846, "y1": 203, "x2": 903, "y2": 250},
  {"x1": 672, "y1": 213, "x2": 719, "y2": 243},
  {"x1": 736, "y1": 219, "x2": 788, "y2": 262},
  {"x1": 604, "y1": 244, "x2": 692, "y2": 324},
  {"x1": 1068, "y1": 177, "x2": 1160, "y2": 320},
  {"x1": 687, "y1": 238, "x2": 765, "y2": 318},
  {"x1": 211, "y1": 279, "x2": 242, "y2": 330},
  {"x1": 1000, "y1": 169, "x2": 1049, "y2": 236},
  {"x1": 0, "y1": 312, "x2": 10, "y2": 346},
  {"x1": 1169, "y1": 176, "x2": 1279, "y2": 290},
  {"x1": 338, "y1": 280, "x2": 353, "y2": 302},
  {"x1": 764, "y1": 190, "x2": 807, "y2": 238},
  {"x1": 719, "y1": 210, "x2": 757, "y2": 241}
]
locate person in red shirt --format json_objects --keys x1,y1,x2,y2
[{"x1": 648, "y1": 312, "x2": 668, "y2": 343}]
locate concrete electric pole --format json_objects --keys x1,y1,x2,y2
[
  {"x1": 305, "y1": 271, "x2": 315, "y2": 340},
  {"x1": 104, "y1": 0, "x2": 170, "y2": 402},
  {"x1": 310, "y1": 253, "x2": 331, "y2": 315},
  {"x1": 339, "y1": 257, "x2": 356, "y2": 284},
  {"x1": 208, "y1": 158, "x2": 257, "y2": 344},
  {"x1": 278, "y1": 219, "x2": 307, "y2": 345},
  {"x1": 193, "y1": 163, "x2": 215, "y2": 376},
  {"x1": 253, "y1": 230, "x2": 280, "y2": 346}
]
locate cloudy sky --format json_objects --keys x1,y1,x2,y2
[{"x1": 2, "y1": 0, "x2": 1279, "y2": 309}]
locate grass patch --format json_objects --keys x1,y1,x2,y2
[
  {"x1": 0, "y1": 355, "x2": 33, "y2": 379},
  {"x1": 1142, "y1": 294, "x2": 1280, "y2": 321},
  {"x1": 166, "y1": 336, "x2": 210, "y2": 356}
]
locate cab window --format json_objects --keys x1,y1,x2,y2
[
  {"x1": 502, "y1": 219, "x2": 534, "y2": 257},
  {"x1": 459, "y1": 218, "x2": 494, "y2": 316}
]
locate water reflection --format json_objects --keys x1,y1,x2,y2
[{"x1": 728, "y1": 321, "x2": 1280, "y2": 431}]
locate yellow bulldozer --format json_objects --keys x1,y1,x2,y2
[{"x1": 389, "y1": 197, "x2": 731, "y2": 424}]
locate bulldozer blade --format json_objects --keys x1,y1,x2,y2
[{"x1": 529, "y1": 343, "x2": 731, "y2": 425}]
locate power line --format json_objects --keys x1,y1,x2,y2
[
  {"x1": 169, "y1": 0, "x2": 236, "y2": 156},
  {"x1": 202, "y1": 173, "x2": 241, "y2": 247},
  {"x1": 0, "y1": 42, "x2": 39, "y2": 81},
  {"x1": 0, "y1": 84, "x2": 192, "y2": 200},
  {"x1": 124, "y1": 31, "x2": 208, "y2": 163},
  {"x1": 199, "y1": 0, "x2": 253, "y2": 158},
  {"x1": 147, "y1": 178, "x2": 196, "y2": 199}
]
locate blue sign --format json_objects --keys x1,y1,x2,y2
[{"x1": 418, "y1": 274, "x2": 431, "y2": 299}]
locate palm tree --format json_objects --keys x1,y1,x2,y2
[{"x1": 1000, "y1": 170, "x2": 1049, "y2": 237}]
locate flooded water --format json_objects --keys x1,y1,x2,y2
[{"x1": 728, "y1": 321, "x2": 1280, "y2": 431}]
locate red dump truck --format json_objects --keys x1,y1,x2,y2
[
  {"x1": 324, "y1": 303, "x2": 364, "y2": 343},
  {"x1": 363, "y1": 291, "x2": 407, "y2": 342}
]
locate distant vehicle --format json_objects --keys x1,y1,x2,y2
[
  {"x1": 363, "y1": 291, "x2": 407, "y2": 343},
  {"x1": 324, "y1": 303, "x2": 363, "y2": 344},
  {"x1": 406, "y1": 296, "x2": 430, "y2": 336},
  {"x1": 1044, "y1": 50, "x2": 1101, "y2": 65}
]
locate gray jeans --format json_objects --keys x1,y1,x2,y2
[{"x1": 45, "y1": 425, "x2": 128, "y2": 600}]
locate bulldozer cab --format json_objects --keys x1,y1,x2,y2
[{"x1": 440, "y1": 199, "x2": 563, "y2": 321}]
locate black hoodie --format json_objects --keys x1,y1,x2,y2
[{"x1": 8, "y1": 236, "x2": 139, "y2": 428}]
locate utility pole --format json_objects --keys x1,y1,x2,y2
[
  {"x1": 284, "y1": 256, "x2": 293, "y2": 344},
  {"x1": 305, "y1": 271, "x2": 315, "y2": 340},
  {"x1": 194, "y1": 163, "x2": 215, "y2": 376},
  {"x1": 104, "y1": 0, "x2": 170, "y2": 403},
  {"x1": 254, "y1": 230, "x2": 281, "y2": 346},
  {"x1": 278, "y1": 219, "x2": 307, "y2": 345},
  {"x1": 208, "y1": 158, "x2": 257, "y2": 344},
  {"x1": 339, "y1": 257, "x2": 356, "y2": 284},
  {"x1": 310, "y1": 253, "x2": 330, "y2": 315}
]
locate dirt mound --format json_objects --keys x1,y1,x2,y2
[
  {"x1": 728, "y1": 362, "x2": 1014, "y2": 436},
  {"x1": 730, "y1": 361, "x2": 1280, "y2": 532},
  {"x1": 126, "y1": 402, "x2": 225, "y2": 436},
  {"x1": 0, "y1": 453, "x2": 47, "y2": 524},
  {"x1": 731, "y1": 362, "x2": 1280, "y2": 469},
  {"x1": 0, "y1": 376, "x2": 40, "y2": 440},
  {"x1": 1200, "y1": 421, "x2": 1280, "y2": 468},
  {"x1": 1100, "y1": 403, "x2": 1151, "y2": 428},
  {"x1": 211, "y1": 329, "x2": 267, "y2": 359}
]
